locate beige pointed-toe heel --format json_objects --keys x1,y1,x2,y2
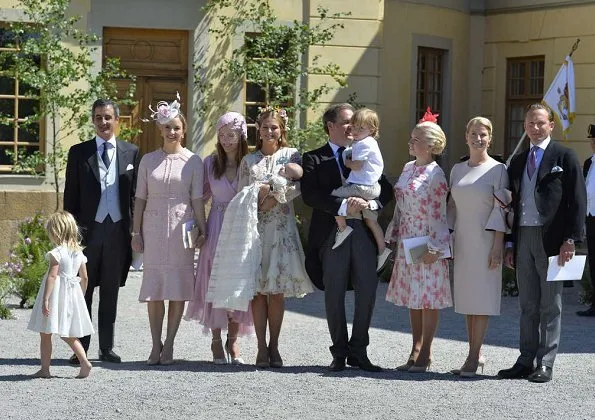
[{"x1": 408, "y1": 359, "x2": 432, "y2": 373}]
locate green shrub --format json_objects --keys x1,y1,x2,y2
[
  {"x1": 289, "y1": 121, "x2": 327, "y2": 155},
  {"x1": 1, "y1": 214, "x2": 52, "y2": 311},
  {"x1": 0, "y1": 271, "x2": 13, "y2": 319}
]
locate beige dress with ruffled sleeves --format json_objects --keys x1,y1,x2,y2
[{"x1": 449, "y1": 157, "x2": 509, "y2": 315}]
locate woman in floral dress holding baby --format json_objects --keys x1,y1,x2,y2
[{"x1": 238, "y1": 108, "x2": 313, "y2": 368}]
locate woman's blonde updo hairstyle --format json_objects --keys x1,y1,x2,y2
[{"x1": 415, "y1": 121, "x2": 447, "y2": 155}]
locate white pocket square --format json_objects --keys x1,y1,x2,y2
[
  {"x1": 550, "y1": 166, "x2": 563, "y2": 173},
  {"x1": 126, "y1": 164, "x2": 134, "y2": 171}
]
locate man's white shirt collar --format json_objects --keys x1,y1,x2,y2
[
  {"x1": 328, "y1": 140, "x2": 342, "y2": 156},
  {"x1": 95, "y1": 135, "x2": 117, "y2": 150},
  {"x1": 530, "y1": 136, "x2": 551, "y2": 151}
]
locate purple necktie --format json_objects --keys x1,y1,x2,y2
[{"x1": 527, "y1": 146, "x2": 538, "y2": 179}]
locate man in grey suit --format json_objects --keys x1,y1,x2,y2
[
  {"x1": 64, "y1": 99, "x2": 140, "y2": 364},
  {"x1": 499, "y1": 104, "x2": 586, "y2": 383}
]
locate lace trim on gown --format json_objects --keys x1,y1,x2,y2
[{"x1": 206, "y1": 184, "x2": 261, "y2": 312}]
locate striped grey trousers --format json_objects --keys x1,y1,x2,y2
[{"x1": 515, "y1": 226, "x2": 563, "y2": 368}]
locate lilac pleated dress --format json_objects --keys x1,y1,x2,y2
[{"x1": 185, "y1": 154, "x2": 254, "y2": 335}]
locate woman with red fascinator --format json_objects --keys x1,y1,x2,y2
[{"x1": 385, "y1": 108, "x2": 452, "y2": 373}]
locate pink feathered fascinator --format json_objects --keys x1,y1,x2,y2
[
  {"x1": 216, "y1": 112, "x2": 248, "y2": 139},
  {"x1": 149, "y1": 92, "x2": 182, "y2": 125}
]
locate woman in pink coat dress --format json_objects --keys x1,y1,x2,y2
[{"x1": 131, "y1": 98, "x2": 206, "y2": 365}]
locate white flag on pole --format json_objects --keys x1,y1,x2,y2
[{"x1": 542, "y1": 55, "x2": 575, "y2": 140}]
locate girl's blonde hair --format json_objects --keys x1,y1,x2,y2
[
  {"x1": 415, "y1": 121, "x2": 447, "y2": 155},
  {"x1": 466, "y1": 116, "x2": 493, "y2": 137},
  {"x1": 45, "y1": 211, "x2": 83, "y2": 251},
  {"x1": 351, "y1": 108, "x2": 380, "y2": 138}
]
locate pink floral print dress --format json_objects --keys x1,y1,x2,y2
[
  {"x1": 238, "y1": 147, "x2": 313, "y2": 297},
  {"x1": 385, "y1": 161, "x2": 452, "y2": 309}
]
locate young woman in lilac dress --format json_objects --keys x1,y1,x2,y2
[{"x1": 185, "y1": 112, "x2": 253, "y2": 364}]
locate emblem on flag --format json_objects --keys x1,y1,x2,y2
[{"x1": 543, "y1": 56, "x2": 575, "y2": 139}]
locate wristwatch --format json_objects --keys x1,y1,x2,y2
[
  {"x1": 131, "y1": 232, "x2": 141, "y2": 237},
  {"x1": 565, "y1": 238, "x2": 575, "y2": 245}
]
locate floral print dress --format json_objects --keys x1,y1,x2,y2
[
  {"x1": 238, "y1": 147, "x2": 313, "y2": 297},
  {"x1": 385, "y1": 161, "x2": 452, "y2": 309}
]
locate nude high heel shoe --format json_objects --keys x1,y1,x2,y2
[
  {"x1": 255, "y1": 347, "x2": 270, "y2": 368},
  {"x1": 408, "y1": 359, "x2": 432, "y2": 373},
  {"x1": 146, "y1": 342, "x2": 163, "y2": 366},
  {"x1": 268, "y1": 345, "x2": 283, "y2": 368},
  {"x1": 159, "y1": 340, "x2": 175, "y2": 366},
  {"x1": 225, "y1": 336, "x2": 245, "y2": 365},
  {"x1": 396, "y1": 359, "x2": 415, "y2": 371},
  {"x1": 460, "y1": 355, "x2": 487, "y2": 378},
  {"x1": 212, "y1": 338, "x2": 228, "y2": 365}
]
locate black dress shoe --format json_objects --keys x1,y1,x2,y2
[
  {"x1": 528, "y1": 366, "x2": 552, "y2": 383},
  {"x1": 68, "y1": 354, "x2": 80, "y2": 365},
  {"x1": 328, "y1": 357, "x2": 346, "y2": 372},
  {"x1": 346, "y1": 355, "x2": 382, "y2": 372},
  {"x1": 497, "y1": 362, "x2": 533, "y2": 379},
  {"x1": 99, "y1": 349, "x2": 122, "y2": 363},
  {"x1": 577, "y1": 306, "x2": 595, "y2": 317}
]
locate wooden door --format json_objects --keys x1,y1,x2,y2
[
  {"x1": 103, "y1": 28, "x2": 189, "y2": 157},
  {"x1": 115, "y1": 78, "x2": 187, "y2": 156}
]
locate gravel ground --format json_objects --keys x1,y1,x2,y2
[{"x1": 1, "y1": 272, "x2": 594, "y2": 419}]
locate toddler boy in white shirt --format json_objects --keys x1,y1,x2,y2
[{"x1": 331, "y1": 108, "x2": 391, "y2": 270}]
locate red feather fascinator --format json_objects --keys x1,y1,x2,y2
[{"x1": 419, "y1": 106, "x2": 439, "y2": 124}]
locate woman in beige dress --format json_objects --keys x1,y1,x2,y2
[{"x1": 448, "y1": 117, "x2": 509, "y2": 377}]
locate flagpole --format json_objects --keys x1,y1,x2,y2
[{"x1": 505, "y1": 39, "x2": 581, "y2": 166}]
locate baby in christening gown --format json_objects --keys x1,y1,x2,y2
[{"x1": 258, "y1": 162, "x2": 303, "y2": 205}]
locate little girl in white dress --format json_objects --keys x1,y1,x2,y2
[{"x1": 27, "y1": 211, "x2": 94, "y2": 378}]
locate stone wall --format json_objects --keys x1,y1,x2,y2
[{"x1": 0, "y1": 191, "x2": 61, "y2": 262}]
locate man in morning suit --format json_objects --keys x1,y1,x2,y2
[
  {"x1": 301, "y1": 103, "x2": 393, "y2": 372},
  {"x1": 499, "y1": 103, "x2": 586, "y2": 382},
  {"x1": 577, "y1": 124, "x2": 595, "y2": 316},
  {"x1": 64, "y1": 99, "x2": 140, "y2": 363}
]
